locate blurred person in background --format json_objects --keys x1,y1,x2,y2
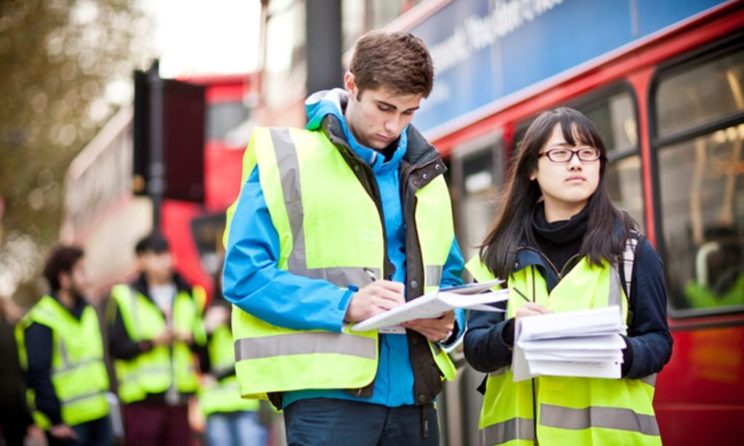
[
  {"x1": 223, "y1": 30, "x2": 464, "y2": 445},
  {"x1": 0, "y1": 296, "x2": 42, "y2": 446},
  {"x1": 105, "y1": 233, "x2": 205, "y2": 446},
  {"x1": 198, "y1": 292, "x2": 267, "y2": 446},
  {"x1": 16, "y1": 246, "x2": 112, "y2": 446}
]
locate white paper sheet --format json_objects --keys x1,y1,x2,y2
[
  {"x1": 512, "y1": 306, "x2": 626, "y2": 381},
  {"x1": 351, "y1": 279, "x2": 507, "y2": 332}
]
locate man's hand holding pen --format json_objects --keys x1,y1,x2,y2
[{"x1": 344, "y1": 278, "x2": 405, "y2": 323}]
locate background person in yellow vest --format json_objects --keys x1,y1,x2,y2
[
  {"x1": 197, "y1": 295, "x2": 267, "y2": 446},
  {"x1": 463, "y1": 108, "x2": 673, "y2": 445},
  {"x1": 106, "y1": 233, "x2": 205, "y2": 446},
  {"x1": 17, "y1": 246, "x2": 112, "y2": 446},
  {"x1": 223, "y1": 31, "x2": 465, "y2": 445}
]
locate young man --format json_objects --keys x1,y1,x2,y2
[
  {"x1": 223, "y1": 31, "x2": 464, "y2": 444},
  {"x1": 106, "y1": 233, "x2": 205, "y2": 446},
  {"x1": 17, "y1": 246, "x2": 112, "y2": 446}
]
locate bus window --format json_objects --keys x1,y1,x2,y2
[
  {"x1": 450, "y1": 134, "x2": 504, "y2": 260},
  {"x1": 577, "y1": 91, "x2": 643, "y2": 228},
  {"x1": 654, "y1": 47, "x2": 744, "y2": 313},
  {"x1": 190, "y1": 213, "x2": 227, "y2": 278},
  {"x1": 206, "y1": 100, "x2": 250, "y2": 144},
  {"x1": 656, "y1": 50, "x2": 744, "y2": 139}
]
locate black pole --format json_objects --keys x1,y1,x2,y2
[
  {"x1": 147, "y1": 60, "x2": 165, "y2": 232},
  {"x1": 306, "y1": 0, "x2": 342, "y2": 94}
]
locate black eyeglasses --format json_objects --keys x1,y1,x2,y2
[{"x1": 539, "y1": 147, "x2": 601, "y2": 163}]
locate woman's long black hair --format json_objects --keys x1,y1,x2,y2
[{"x1": 479, "y1": 107, "x2": 637, "y2": 279}]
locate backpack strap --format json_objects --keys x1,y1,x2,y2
[
  {"x1": 619, "y1": 231, "x2": 643, "y2": 330},
  {"x1": 622, "y1": 236, "x2": 639, "y2": 298}
]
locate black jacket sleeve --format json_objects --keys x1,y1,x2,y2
[
  {"x1": 196, "y1": 338, "x2": 211, "y2": 374},
  {"x1": 106, "y1": 298, "x2": 152, "y2": 360},
  {"x1": 463, "y1": 308, "x2": 515, "y2": 373},
  {"x1": 24, "y1": 322, "x2": 62, "y2": 425},
  {"x1": 622, "y1": 239, "x2": 674, "y2": 378}
]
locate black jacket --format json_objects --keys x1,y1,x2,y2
[{"x1": 0, "y1": 311, "x2": 34, "y2": 429}]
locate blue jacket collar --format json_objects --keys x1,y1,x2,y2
[{"x1": 305, "y1": 88, "x2": 406, "y2": 174}]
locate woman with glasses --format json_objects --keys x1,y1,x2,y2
[{"x1": 463, "y1": 107, "x2": 672, "y2": 445}]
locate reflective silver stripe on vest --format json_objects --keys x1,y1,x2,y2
[
  {"x1": 609, "y1": 265, "x2": 622, "y2": 307},
  {"x1": 641, "y1": 374, "x2": 657, "y2": 387},
  {"x1": 128, "y1": 286, "x2": 142, "y2": 338},
  {"x1": 481, "y1": 417, "x2": 535, "y2": 445},
  {"x1": 270, "y1": 128, "x2": 306, "y2": 274},
  {"x1": 235, "y1": 332, "x2": 376, "y2": 361},
  {"x1": 61, "y1": 389, "x2": 107, "y2": 406},
  {"x1": 300, "y1": 266, "x2": 380, "y2": 288},
  {"x1": 53, "y1": 358, "x2": 104, "y2": 376},
  {"x1": 58, "y1": 339, "x2": 72, "y2": 370},
  {"x1": 269, "y1": 128, "x2": 380, "y2": 288},
  {"x1": 425, "y1": 265, "x2": 443, "y2": 288},
  {"x1": 540, "y1": 404, "x2": 660, "y2": 435}
]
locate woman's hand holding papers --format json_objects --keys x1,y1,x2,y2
[
  {"x1": 403, "y1": 310, "x2": 455, "y2": 342},
  {"x1": 344, "y1": 280, "x2": 405, "y2": 322}
]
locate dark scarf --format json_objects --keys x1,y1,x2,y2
[{"x1": 532, "y1": 205, "x2": 589, "y2": 274}]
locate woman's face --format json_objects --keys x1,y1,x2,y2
[{"x1": 530, "y1": 123, "x2": 601, "y2": 220}]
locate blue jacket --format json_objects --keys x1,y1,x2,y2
[
  {"x1": 464, "y1": 238, "x2": 672, "y2": 379},
  {"x1": 223, "y1": 89, "x2": 464, "y2": 408}
]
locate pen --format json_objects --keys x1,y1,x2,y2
[
  {"x1": 363, "y1": 267, "x2": 378, "y2": 282},
  {"x1": 512, "y1": 287, "x2": 530, "y2": 302}
]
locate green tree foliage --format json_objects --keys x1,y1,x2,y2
[{"x1": 0, "y1": 0, "x2": 152, "y2": 302}]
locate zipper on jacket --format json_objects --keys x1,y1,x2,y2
[{"x1": 519, "y1": 246, "x2": 582, "y2": 282}]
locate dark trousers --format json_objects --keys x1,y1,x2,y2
[
  {"x1": 45, "y1": 416, "x2": 113, "y2": 446},
  {"x1": 284, "y1": 398, "x2": 439, "y2": 446},
  {"x1": 122, "y1": 402, "x2": 191, "y2": 446}
]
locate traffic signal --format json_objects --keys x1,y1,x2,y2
[{"x1": 133, "y1": 66, "x2": 206, "y2": 203}]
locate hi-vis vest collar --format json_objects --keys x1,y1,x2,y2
[
  {"x1": 466, "y1": 255, "x2": 660, "y2": 446},
  {"x1": 231, "y1": 126, "x2": 456, "y2": 402}
]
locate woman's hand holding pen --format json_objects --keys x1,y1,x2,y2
[
  {"x1": 344, "y1": 280, "x2": 405, "y2": 322},
  {"x1": 512, "y1": 287, "x2": 550, "y2": 319},
  {"x1": 515, "y1": 302, "x2": 549, "y2": 319}
]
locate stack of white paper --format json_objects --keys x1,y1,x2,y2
[
  {"x1": 350, "y1": 279, "x2": 507, "y2": 333},
  {"x1": 512, "y1": 306, "x2": 626, "y2": 381}
]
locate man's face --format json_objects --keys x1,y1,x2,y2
[
  {"x1": 139, "y1": 250, "x2": 173, "y2": 283},
  {"x1": 61, "y1": 259, "x2": 88, "y2": 297},
  {"x1": 344, "y1": 72, "x2": 423, "y2": 150}
]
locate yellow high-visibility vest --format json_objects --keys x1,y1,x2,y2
[
  {"x1": 109, "y1": 284, "x2": 205, "y2": 404},
  {"x1": 230, "y1": 127, "x2": 456, "y2": 400},
  {"x1": 467, "y1": 256, "x2": 659, "y2": 446},
  {"x1": 16, "y1": 295, "x2": 110, "y2": 428}
]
